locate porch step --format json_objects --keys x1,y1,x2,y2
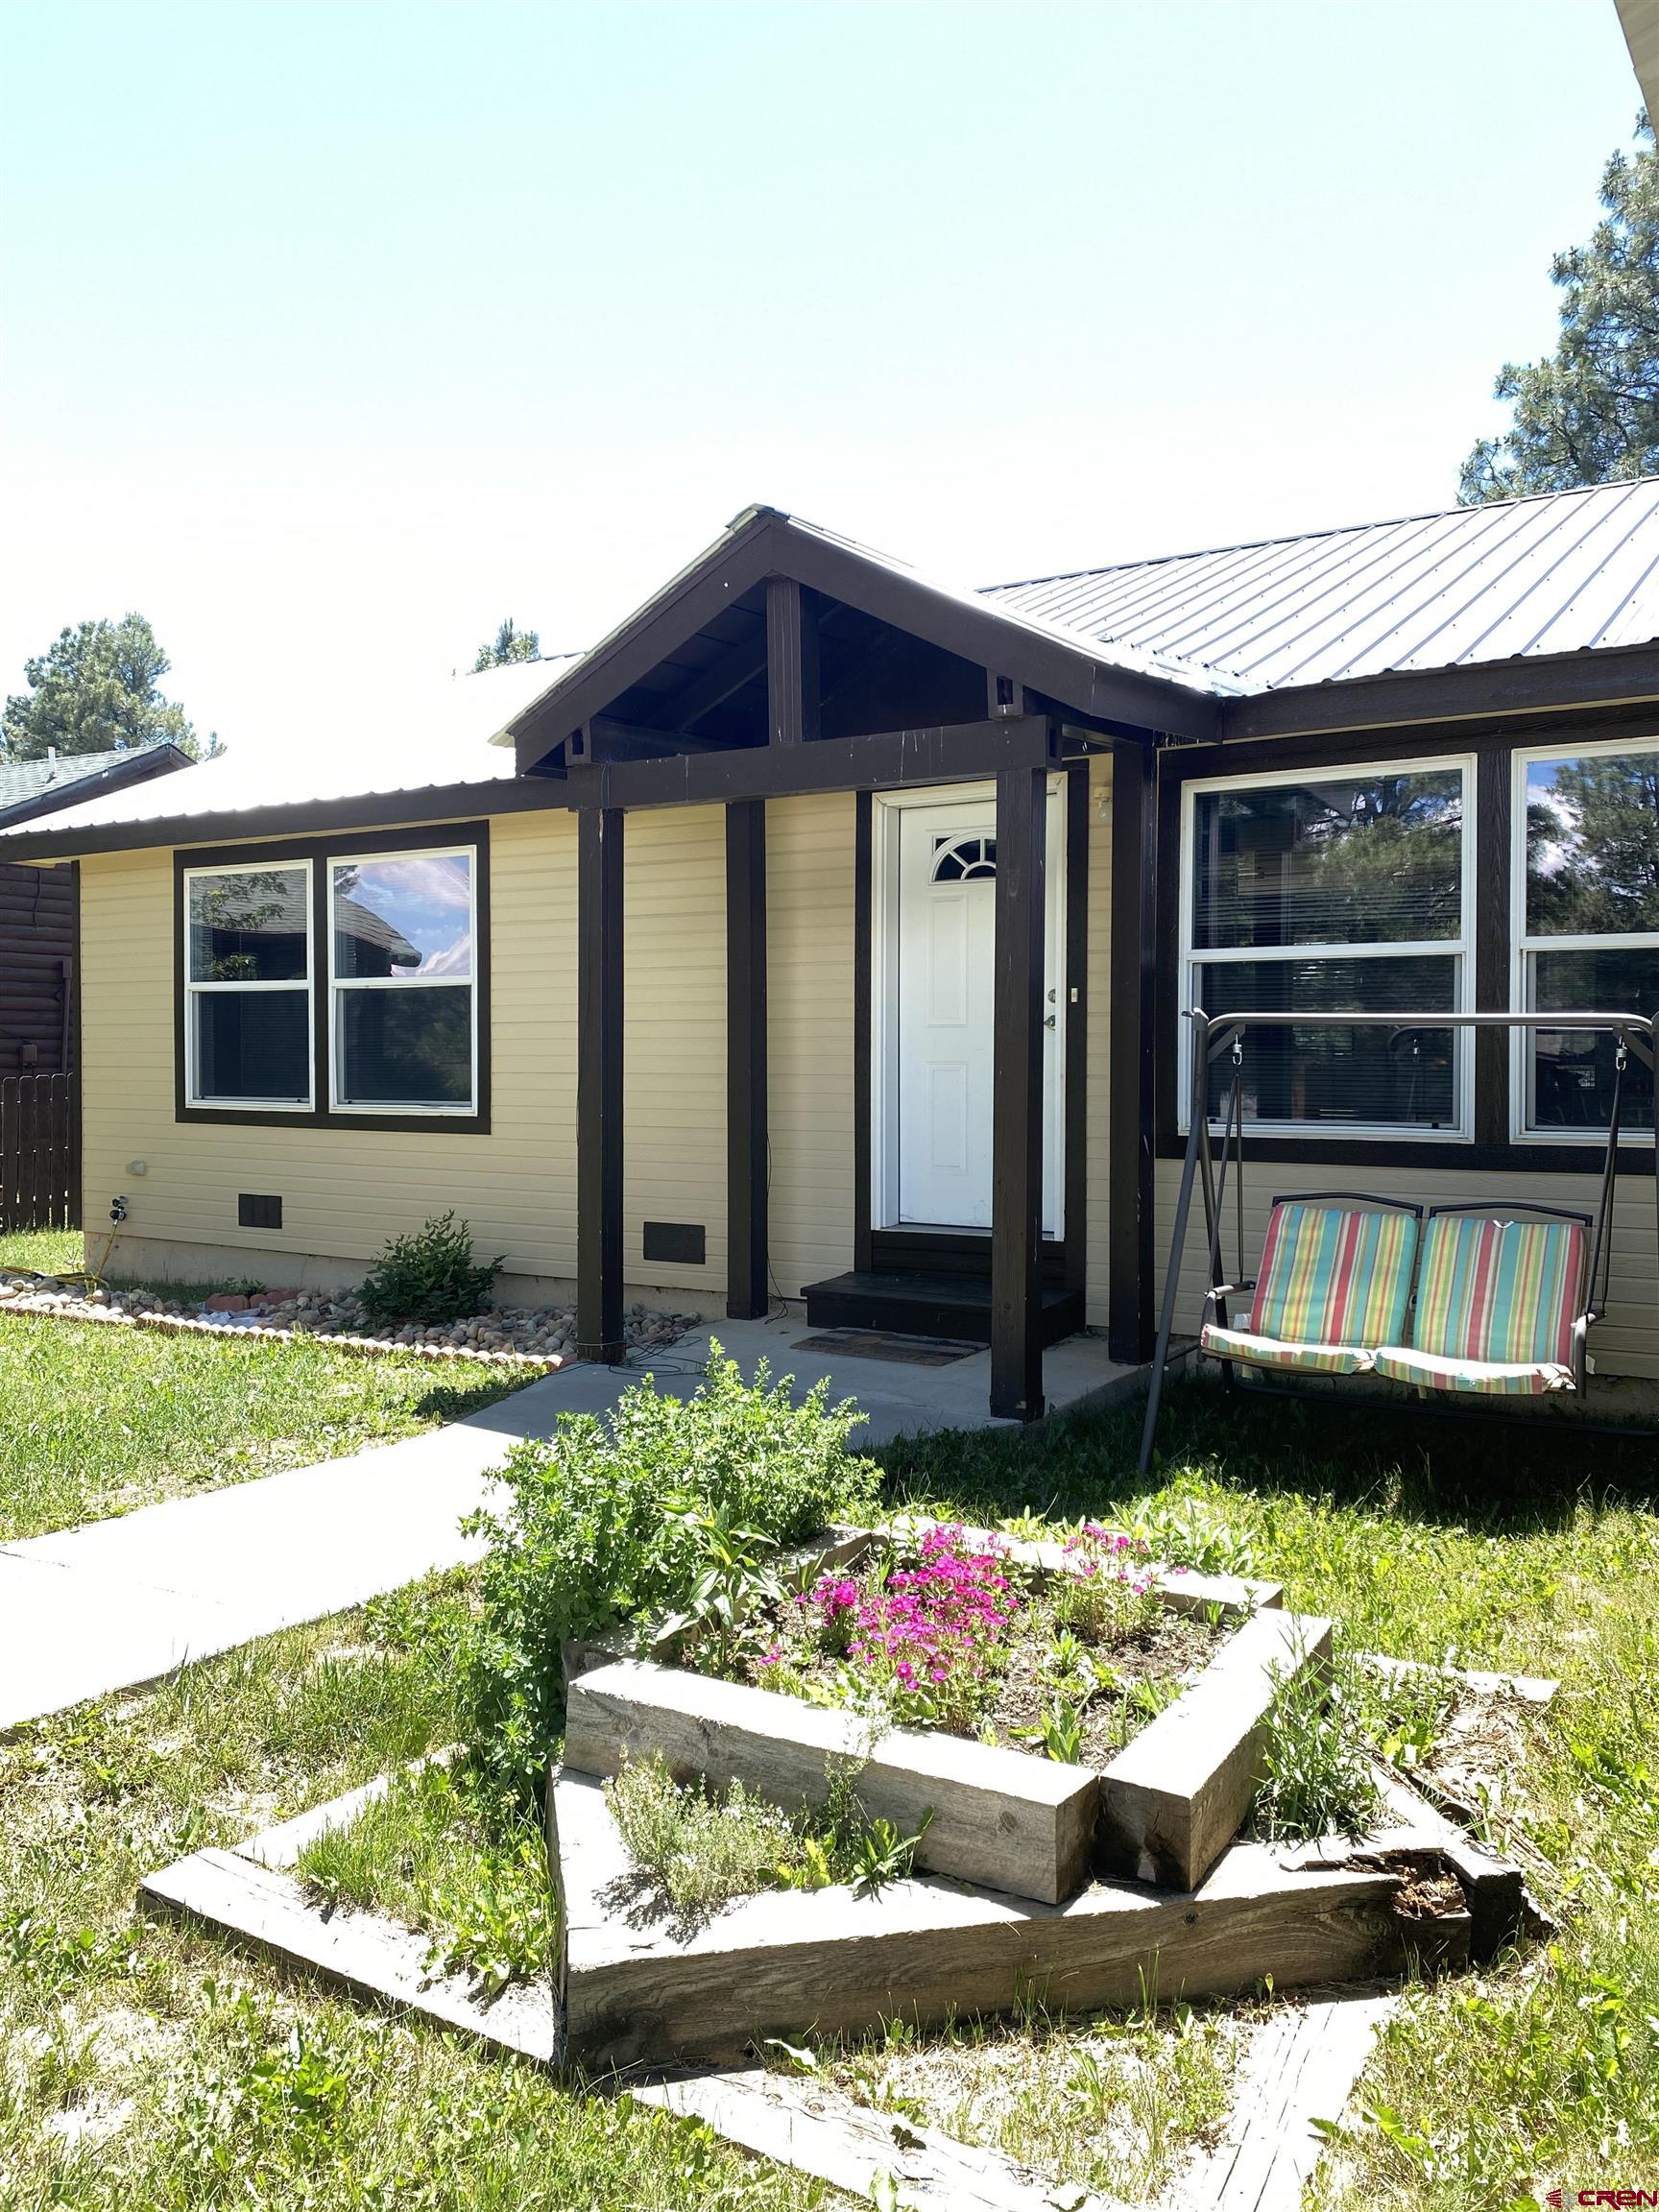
[{"x1": 801, "y1": 1269, "x2": 1082, "y2": 1348}]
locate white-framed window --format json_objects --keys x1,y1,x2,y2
[
  {"x1": 1178, "y1": 756, "x2": 1476, "y2": 1138},
  {"x1": 182, "y1": 841, "x2": 480, "y2": 1118},
  {"x1": 327, "y1": 846, "x2": 477, "y2": 1114},
  {"x1": 1511, "y1": 733, "x2": 1658, "y2": 1142},
  {"x1": 183, "y1": 859, "x2": 315, "y2": 1110}
]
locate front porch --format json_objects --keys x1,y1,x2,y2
[{"x1": 512, "y1": 506, "x2": 1179, "y2": 1419}]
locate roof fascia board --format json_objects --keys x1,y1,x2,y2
[
  {"x1": 510, "y1": 513, "x2": 783, "y2": 771},
  {"x1": 773, "y1": 520, "x2": 1220, "y2": 742},
  {"x1": 0, "y1": 773, "x2": 568, "y2": 865},
  {"x1": 1218, "y1": 641, "x2": 1659, "y2": 744}
]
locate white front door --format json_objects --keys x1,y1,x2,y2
[{"x1": 880, "y1": 784, "x2": 1065, "y2": 1235}]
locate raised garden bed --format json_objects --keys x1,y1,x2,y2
[{"x1": 564, "y1": 1518, "x2": 1317, "y2": 1901}]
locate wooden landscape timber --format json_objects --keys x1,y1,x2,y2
[
  {"x1": 628, "y1": 2065, "x2": 1118, "y2": 2212},
  {"x1": 628, "y1": 1989, "x2": 1401, "y2": 2212},
  {"x1": 1096, "y1": 1609, "x2": 1335, "y2": 1892},
  {"x1": 549, "y1": 1765, "x2": 1419, "y2": 2070},
  {"x1": 138, "y1": 1843, "x2": 558, "y2": 2065},
  {"x1": 562, "y1": 1657, "x2": 1102, "y2": 1905}
]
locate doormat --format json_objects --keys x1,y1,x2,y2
[{"x1": 792, "y1": 1330, "x2": 979, "y2": 1366}]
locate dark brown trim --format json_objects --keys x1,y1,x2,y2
[
  {"x1": 1474, "y1": 747, "x2": 1510, "y2": 1147},
  {"x1": 1152, "y1": 1132, "x2": 1655, "y2": 1178},
  {"x1": 1108, "y1": 741, "x2": 1158, "y2": 1361},
  {"x1": 765, "y1": 578, "x2": 821, "y2": 746},
  {"x1": 990, "y1": 762, "x2": 1046, "y2": 1420},
  {"x1": 576, "y1": 807, "x2": 625, "y2": 1362},
  {"x1": 172, "y1": 823, "x2": 492, "y2": 1137},
  {"x1": 725, "y1": 800, "x2": 768, "y2": 1318},
  {"x1": 853, "y1": 790, "x2": 874, "y2": 1273},
  {"x1": 68, "y1": 859, "x2": 83, "y2": 1226},
  {"x1": 5, "y1": 776, "x2": 565, "y2": 865},
  {"x1": 1216, "y1": 640, "x2": 1659, "y2": 744},
  {"x1": 567, "y1": 715, "x2": 1061, "y2": 812},
  {"x1": 1063, "y1": 763, "x2": 1089, "y2": 1302}
]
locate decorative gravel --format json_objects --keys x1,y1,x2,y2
[{"x1": 0, "y1": 1272, "x2": 697, "y2": 1371}]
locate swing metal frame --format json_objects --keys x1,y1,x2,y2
[{"x1": 1137, "y1": 1007, "x2": 1659, "y2": 1474}]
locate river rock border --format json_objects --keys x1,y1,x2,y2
[{"x1": 0, "y1": 1276, "x2": 697, "y2": 1373}]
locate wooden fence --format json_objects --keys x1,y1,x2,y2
[{"x1": 0, "y1": 1072, "x2": 80, "y2": 1234}]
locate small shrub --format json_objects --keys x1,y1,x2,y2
[
  {"x1": 461, "y1": 1347, "x2": 879, "y2": 1800},
  {"x1": 359, "y1": 1210, "x2": 503, "y2": 1326},
  {"x1": 605, "y1": 1754, "x2": 799, "y2": 1925},
  {"x1": 1251, "y1": 1655, "x2": 1382, "y2": 1842}
]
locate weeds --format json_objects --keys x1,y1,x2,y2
[{"x1": 1250, "y1": 1654, "x2": 1382, "y2": 1843}]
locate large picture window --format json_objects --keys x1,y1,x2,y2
[
  {"x1": 1180, "y1": 759, "x2": 1473, "y2": 1136},
  {"x1": 180, "y1": 834, "x2": 484, "y2": 1124},
  {"x1": 1514, "y1": 738, "x2": 1658, "y2": 1138}
]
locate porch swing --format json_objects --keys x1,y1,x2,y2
[{"x1": 1137, "y1": 1007, "x2": 1659, "y2": 1474}]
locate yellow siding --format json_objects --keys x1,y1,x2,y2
[
  {"x1": 1084, "y1": 755, "x2": 1113, "y2": 1326},
  {"x1": 80, "y1": 813, "x2": 580, "y2": 1289},
  {"x1": 623, "y1": 805, "x2": 727, "y2": 1294},
  {"x1": 1154, "y1": 1157, "x2": 1658, "y2": 1380},
  {"x1": 766, "y1": 791, "x2": 856, "y2": 1296}
]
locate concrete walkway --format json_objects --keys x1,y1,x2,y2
[{"x1": 0, "y1": 1316, "x2": 1138, "y2": 1732}]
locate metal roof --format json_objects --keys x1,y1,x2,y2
[
  {"x1": 0, "y1": 656, "x2": 576, "y2": 848},
  {"x1": 981, "y1": 477, "x2": 1659, "y2": 691}
]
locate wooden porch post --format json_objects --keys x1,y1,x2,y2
[
  {"x1": 726, "y1": 798, "x2": 769, "y2": 1318},
  {"x1": 1107, "y1": 739, "x2": 1156, "y2": 1362},
  {"x1": 576, "y1": 806, "x2": 625, "y2": 1363},
  {"x1": 991, "y1": 762, "x2": 1046, "y2": 1420},
  {"x1": 766, "y1": 578, "x2": 821, "y2": 746}
]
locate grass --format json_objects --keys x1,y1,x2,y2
[
  {"x1": 0, "y1": 1578, "x2": 823, "y2": 2211},
  {"x1": 296, "y1": 1759, "x2": 554, "y2": 1999},
  {"x1": 0, "y1": 1234, "x2": 529, "y2": 1541},
  {"x1": 881, "y1": 1380, "x2": 1659, "y2": 2209},
  {"x1": 808, "y1": 1995, "x2": 1239, "y2": 2201},
  {"x1": 4, "y1": 1362, "x2": 1657, "y2": 2206}
]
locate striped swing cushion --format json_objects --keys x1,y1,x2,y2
[
  {"x1": 1248, "y1": 1201, "x2": 1418, "y2": 1349},
  {"x1": 1200, "y1": 1200, "x2": 1418, "y2": 1376},
  {"x1": 1372, "y1": 1214, "x2": 1585, "y2": 1396}
]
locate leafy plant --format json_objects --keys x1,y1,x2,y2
[
  {"x1": 850, "y1": 1809, "x2": 934, "y2": 1898},
  {"x1": 1019, "y1": 1697, "x2": 1085, "y2": 1765},
  {"x1": 461, "y1": 1348, "x2": 878, "y2": 1800},
  {"x1": 661, "y1": 1501, "x2": 784, "y2": 1675},
  {"x1": 1250, "y1": 1655, "x2": 1382, "y2": 1843},
  {"x1": 422, "y1": 1831, "x2": 556, "y2": 1997},
  {"x1": 359, "y1": 1210, "x2": 503, "y2": 1326}
]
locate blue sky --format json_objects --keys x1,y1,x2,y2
[{"x1": 0, "y1": 0, "x2": 1644, "y2": 756}]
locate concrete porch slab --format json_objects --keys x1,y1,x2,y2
[{"x1": 548, "y1": 1315, "x2": 1142, "y2": 1449}]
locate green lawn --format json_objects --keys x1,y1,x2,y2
[
  {"x1": 1, "y1": 1374, "x2": 1655, "y2": 2206},
  {"x1": 0, "y1": 1231, "x2": 529, "y2": 1540}
]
